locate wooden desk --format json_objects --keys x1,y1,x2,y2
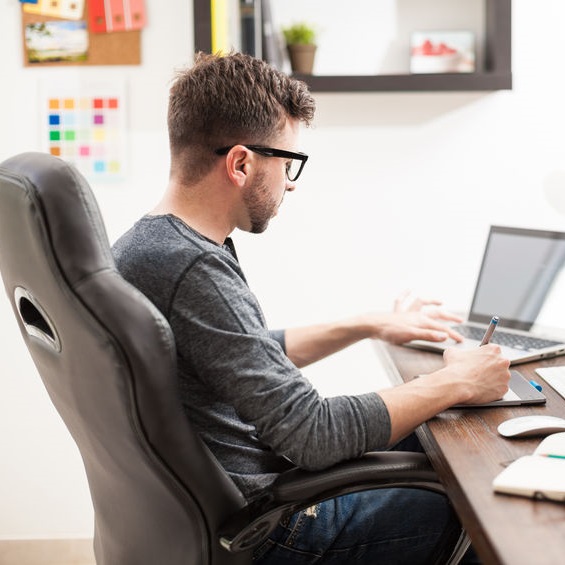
[{"x1": 376, "y1": 343, "x2": 565, "y2": 565}]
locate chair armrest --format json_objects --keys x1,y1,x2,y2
[
  {"x1": 271, "y1": 450, "x2": 439, "y2": 501},
  {"x1": 219, "y1": 451, "x2": 444, "y2": 553}
]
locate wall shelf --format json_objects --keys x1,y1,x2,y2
[{"x1": 193, "y1": 0, "x2": 512, "y2": 93}]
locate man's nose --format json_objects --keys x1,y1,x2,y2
[{"x1": 286, "y1": 180, "x2": 296, "y2": 192}]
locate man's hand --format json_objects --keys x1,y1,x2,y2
[
  {"x1": 379, "y1": 342, "x2": 511, "y2": 444},
  {"x1": 370, "y1": 290, "x2": 465, "y2": 345},
  {"x1": 442, "y1": 345, "x2": 511, "y2": 405},
  {"x1": 284, "y1": 291, "x2": 464, "y2": 368}
]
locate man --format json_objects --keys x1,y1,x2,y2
[{"x1": 112, "y1": 52, "x2": 510, "y2": 564}]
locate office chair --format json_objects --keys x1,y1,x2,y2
[{"x1": 0, "y1": 152, "x2": 470, "y2": 565}]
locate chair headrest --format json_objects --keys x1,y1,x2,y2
[{"x1": 0, "y1": 152, "x2": 114, "y2": 287}]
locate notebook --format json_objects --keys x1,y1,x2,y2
[
  {"x1": 493, "y1": 432, "x2": 565, "y2": 501},
  {"x1": 406, "y1": 225, "x2": 565, "y2": 365}
]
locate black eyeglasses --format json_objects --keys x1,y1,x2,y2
[{"x1": 215, "y1": 144, "x2": 309, "y2": 182}]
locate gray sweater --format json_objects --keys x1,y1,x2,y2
[{"x1": 112, "y1": 214, "x2": 391, "y2": 499}]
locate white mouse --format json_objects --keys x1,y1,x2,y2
[{"x1": 497, "y1": 415, "x2": 565, "y2": 438}]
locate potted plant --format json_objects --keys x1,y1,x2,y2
[{"x1": 282, "y1": 22, "x2": 317, "y2": 75}]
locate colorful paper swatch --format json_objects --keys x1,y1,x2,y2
[
  {"x1": 42, "y1": 80, "x2": 127, "y2": 181},
  {"x1": 23, "y1": 0, "x2": 85, "y2": 20},
  {"x1": 89, "y1": 0, "x2": 146, "y2": 33}
]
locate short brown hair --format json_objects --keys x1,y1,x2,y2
[{"x1": 167, "y1": 52, "x2": 316, "y2": 183}]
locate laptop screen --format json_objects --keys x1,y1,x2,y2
[{"x1": 469, "y1": 226, "x2": 565, "y2": 332}]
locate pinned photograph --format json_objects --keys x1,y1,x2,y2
[
  {"x1": 25, "y1": 20, "x2": 88, "y2": 64},
  {"x1": 410, "y1": 31, "x2": 475, "y2": 74}
]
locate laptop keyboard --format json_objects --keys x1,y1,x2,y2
[
  {"x1": 453, "y1": 324, "x2": 561, "y2": 351},
  {"x1": 535, "y1": 366, "x2": 565, "y2": 400}
]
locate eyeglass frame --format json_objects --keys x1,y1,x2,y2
[{"x1": 214, "y1": 144, "x2": 309, "y2": 182}]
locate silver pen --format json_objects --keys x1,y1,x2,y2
[{"x1": 480, "y1": 315, "x2": 499, "y2": 346}]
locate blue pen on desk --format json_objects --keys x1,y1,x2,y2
[{"x1": 480, "y1": 315, "x2": 499, "y2": 346}]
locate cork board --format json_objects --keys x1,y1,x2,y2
[{"x1": 21, "y1": 1, "x2": 141, "y2": 67}]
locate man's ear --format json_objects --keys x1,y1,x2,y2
[{"x1": 224, "y1": 146, "x2": 249, "y2": 187}]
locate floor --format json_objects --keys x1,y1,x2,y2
[{"x1": 0, "y1": 539, "x2": 95, "y2": 565}]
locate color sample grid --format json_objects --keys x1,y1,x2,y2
[{"x1": 43, "y1": 82, "x2": 127, "y2": 181}]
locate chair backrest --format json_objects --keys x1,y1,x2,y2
[{"x1": 0, "y1": 153, "x2": 250, "y2": 565}]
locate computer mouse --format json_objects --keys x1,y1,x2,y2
[{"x1": 497, "y1": 415, "x2": 565, "y2": 438}]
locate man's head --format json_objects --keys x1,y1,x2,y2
[{"x1": 167, "y1": 52, "x2": 316, "y2": 185}]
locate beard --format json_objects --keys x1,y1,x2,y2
[{"x1": 243, "y1": 171, "x2": 280, "y2": 234}]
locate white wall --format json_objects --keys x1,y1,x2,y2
[{"x1": 1, "y1": 0, "x2": 565, "y2": 539}]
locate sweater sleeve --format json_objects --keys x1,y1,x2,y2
[
  {"x1": 269, "y1": 329, "x2": 286, "y2": 353},
  {"x1": 170, "y1": 253, "x2": 391, "y2": 470}
]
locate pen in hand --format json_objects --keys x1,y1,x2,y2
[{"x1": 480, "y1": 315, "x2": 499, "y2": 346}]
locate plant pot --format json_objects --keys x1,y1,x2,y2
[{"x1": 287, "y1": 44, "x2": 317, "y2": 74}]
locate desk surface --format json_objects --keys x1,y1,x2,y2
[{"x1": 376, "y1": 343, "x2": 565, "y2": 565}]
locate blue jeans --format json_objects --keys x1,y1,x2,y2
[{"x1": 253, "y1": 435, "x2": 478, "y2": 565}]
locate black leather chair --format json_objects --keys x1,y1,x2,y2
[{"x1": 0, "y1": 152, "x2": 470, "y2": 565}]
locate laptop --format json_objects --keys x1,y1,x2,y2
[{"x1": 406, "y1": 225, "x2": 565, "y2": 365}]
